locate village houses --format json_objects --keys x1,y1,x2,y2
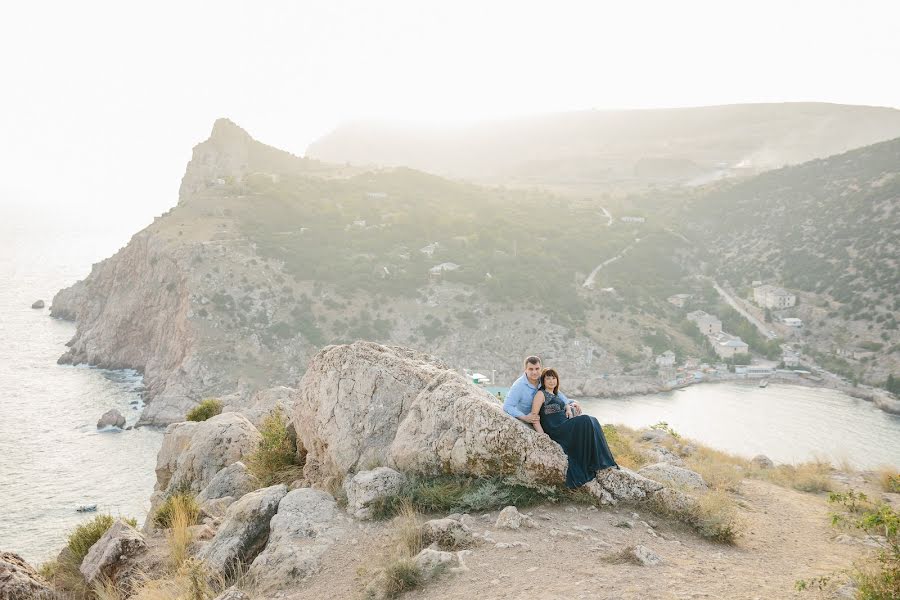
[
  {"x1": 687, "y1": 310, "x2": 722, "y2": 334},
  {"x1": 753, "y1": 284, "x2": 797, "y2": 309}
]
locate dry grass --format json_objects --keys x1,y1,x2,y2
[
  {"x1": 362, "y1": 500, "x2": 426, "y2": 598},
  {"x1": 153, "y1": 491, "x2": 200, "y2": 529},
  {"x1": 876, "y1": 466, "x2": 900, "y2": 493},
  {"x1": 392, "y1": 500, "x2": 425, "y2": 556},
  {"x1": 690, "y1": 489, "x2": 742, "y2": 543},
  {"x1": 683, "y1": 445, "x2": 748, "y2": 492},
  {"x1": 601, "y1": 424, "x2": 648, "y2": 470},
  {"x1": 166, "y1": 494, "x2": 195, "y2": 569},
  {"x1": 754, "y1": 460, "x2": 834, "y2": 493}
]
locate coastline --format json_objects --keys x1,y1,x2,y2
[{"x1": 568, "y1": 371, "x2": 900, "y2": 416}]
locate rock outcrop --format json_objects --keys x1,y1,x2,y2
[
  {"x1": 31, "y1": 299, "x2": 45, "y2": 309},
  {"x1": 197, "y1": 462, "x2": 260, "y2": 503},
  {"x1": 638, "y1": 463, "x2": 708, "y2": 491},
  {"x1": 247, "y1": 488, "x2": 346, "y2": 593},
  {"x1": 0, "y1": 552, "x2": 57, "y2": 600},
  {"x1": 197, "y1": 484, "x2": 287, "y2": 576},
  {"x1": 79, "y1": 520, "x2": 147, "y2": 589},
  {"x1": 343, "y1": 467, "x2": 407, "y2": 520},
  {"x1": 293, "y1": 342, "x2": 568, "y2": 489},
  {"x1": 151, "y1": 413, "x2": 261, "y2": 511},
  {"x1": 96, "y1": 409, "x2": 126, "y2": 429}
]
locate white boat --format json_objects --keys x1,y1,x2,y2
[
  {"x1": 76, "y1": 504, "x2": 98, "y2": 513},
  {"x1": 759, "y1": 380, "x2": 769, "y2": 388}
]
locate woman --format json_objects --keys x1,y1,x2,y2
[{"x1": 528, "y1": 368, "x2": 618, "y2": 488}]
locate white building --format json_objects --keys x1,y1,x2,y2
[
  {"x1": 687, "y1": 310, "x2": 723, "y2": 335},
  {"x1": 753, "y1": 284, "x2": 797, "y2": 309},
  {"x1": 710, "y1": 332, "x2": 749, "y2": 358},
  {"x1": 655, "y1": 350, "x2": 676, "y2": 367},
  {"x1": 781, "y1": 317, "x2": 803, "y2": 328},
  {"x1": 620, "y1": 216, "x2": 646, "y2": 223},
  {"x1": 782, "y1": 349, "x2": 801, "y2": 367}
]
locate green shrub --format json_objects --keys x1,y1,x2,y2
[
  {"x1": 368, "y1": 475, "x2": 559, "y2": 519},
  {"x1": 185, "y1": 398, "x2": 223, "y2": 422},
  {"x1": 828, "y1": 491, "x2": 900, "y2": 599},
  {"x1": 247, "y1": 407, "x2": 304, "y2": 486},
  {"x1": 67, "y1": 514, "x2": 137, "y2": 563},
  {"x1": 153, "y1": 491, "x2": 201, "y2": 528}
]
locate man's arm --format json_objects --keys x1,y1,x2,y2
[
  {"x1": 503, "y1": 383, "x2": 539, "y2": 423},
  {"x1": 502, "y1": 385, "x2": 526, "y2": 418}
]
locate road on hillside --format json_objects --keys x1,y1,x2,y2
[{"x1": 713, "y1": 281, "x2": 778, "y2": 340}]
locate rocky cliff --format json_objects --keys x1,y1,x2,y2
[{"x1": 50, "y1": 120, "x2": 653, "y2": 425}]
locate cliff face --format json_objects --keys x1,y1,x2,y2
[{"x1": 52, "y1": 230, "x2": 201, "y2": 423}]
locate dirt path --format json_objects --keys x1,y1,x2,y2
[{"x1": 277, "y1": 479, "x2": 868, "y2": 600}]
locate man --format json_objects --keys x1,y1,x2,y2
[{"x1": 503, "y1": 355, "x2": 581, "y2": 423}]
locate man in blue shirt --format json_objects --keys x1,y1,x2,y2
[{"x1": 503, "y1": 355, "x2": 581, "y2": 423}]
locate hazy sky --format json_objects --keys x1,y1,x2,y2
[{"x1": 2, "y1": 0, "x2": 899, "y2": 224}]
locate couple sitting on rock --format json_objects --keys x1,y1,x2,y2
[{"x1": 503, "y1": 355, "x2": 619, "y2": 488}]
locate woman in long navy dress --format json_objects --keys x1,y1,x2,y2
[{"x1": 528, "y1": 368, "x2": 618, "y2": 488}]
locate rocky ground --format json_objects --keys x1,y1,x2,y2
[
  {"x1": 4, "y1": 342, "x2": 889, "y2": 600},
  {"x1": 284, "y1": 478, "x2": 870, "y2": 600}
]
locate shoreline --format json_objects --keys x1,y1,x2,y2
[{"x1": 568, "y1": 371, "x2": 900, "y2": 415}]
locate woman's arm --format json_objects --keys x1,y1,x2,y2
[{"x1": 529, "y1": 391, "x2": 545, "y2": 434}]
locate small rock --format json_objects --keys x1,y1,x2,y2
[
  {"x1": 495, "y1": 541, "x2": 529, "y2": 549},
  {"x1": 213, "y1": 588, "x2": 250, "y2": 600},
  {"x1": 413, "y1": 548, "x2": 457, "y2": 580},
  {"x1": 458, "y1": 514, "x2": 476, "y2": 528},
  {"x1": 751, "y1": 455, "x2": 774, "y2": 469},
  {"x1": 421, "y1": 518, "x2": 474, "y2": 550},
  {"x1": 639, "y1": 462, "x2": 708, "y2": 491},
  {"x1": 614, "y1": 520, "x2": 634, "y2": 529},
  {"x1": 495, "y1": 506, "x2": 536, "y2": 530},
  {"x1": 629, "y1": 544, "x2": 662, "y2": 566},
  {"x1": 565, "y1": 506, "x2": 579, "y2": 513},
  {"x1": 343, "y1": 467, "x2": 406, "y2": 520},
  {"x1": 31, "y1": 300, "x2": 45, "y2": 309},
  {"x1": 97, "y1": 409, "x2": 126, "y2": 429}
]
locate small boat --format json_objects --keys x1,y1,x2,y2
[
  {"x1": 76, "y1": 504, "x2": 98, "y2": 513},
  {"x1": 759, "y1": 380, "x2": 769, "y2": 388}
]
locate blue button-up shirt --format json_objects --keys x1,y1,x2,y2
[{"x1": 503, "y1": 373, "x2": 571, "y2": 418}]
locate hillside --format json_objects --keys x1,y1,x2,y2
[
  {"x1": 682, "y1": 137, "x2": 900, "y2": 384},
  {"x1": 51, "y1": 120, "x2": 702, "y2": 424},
  {"x1": 306, "y1": 103, "x2": 900, "y2": 192}
]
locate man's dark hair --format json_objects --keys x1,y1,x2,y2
[{"x1": 524, "y1": 355, "x2": 542, "y2": 369}]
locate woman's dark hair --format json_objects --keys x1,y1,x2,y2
[{"x1": 541, "y1": 368, "x2": 560, "y2": 394}]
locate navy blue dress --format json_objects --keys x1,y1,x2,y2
[{"x1": 539, "y1": 390, "x2": 618, "y2": 488}]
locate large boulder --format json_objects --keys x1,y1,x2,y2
[
  {"x1": 97, "y1": 409, "x2": 126, "y2": 429},
  {"x1": 152, "y1": 413, "x2": 261, "y2": 510},
  {"x1": 0, "y1": 552, "x2": 57, "y2": 600},
  {"x1": 197, "y1": 462, "x2": 260, "y2": 503},
  {"x1": 247, "y1": 488, "x2": 346, "y2": 593},
  {"x1": 197, "y1": 484, "x2": 287, "y2": 576},
  {"x1": 638, "y1": 463, "x2": 708, "y2": 491},
  {"x1": 31, "y1": 299, "x2": 45, "y2": 309},
  {"x1": 292, "y1": 342, "x2": 568, "y2": 488},
  {"x1": 79, "y1": 520, "x2": 146, "y2": 589},
  {"x1": 343, "y1": 467, "x2": 406, "y2": 520}
]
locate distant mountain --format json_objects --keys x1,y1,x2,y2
[{"x1": 307, "y1": 103, "x2": 900, "y2": 191}]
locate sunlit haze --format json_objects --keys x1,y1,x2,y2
[{"x1": 2, "y1": 0, "x2": 899, "y2": 224}]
